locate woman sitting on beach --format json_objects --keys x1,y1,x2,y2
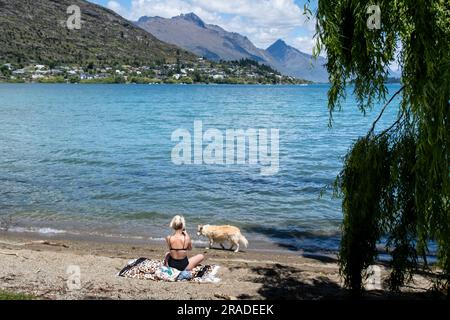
[{"x1": 164, "y1": 215, "x2": 204, "y2": 271}]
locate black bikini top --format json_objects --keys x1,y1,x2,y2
[{"x1": 169, "y1": 234, "x2": 188, "y2": 251}]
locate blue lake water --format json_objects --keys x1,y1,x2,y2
[{"x1": 0, "y1": 84, "x2": 400, "y2": 252}]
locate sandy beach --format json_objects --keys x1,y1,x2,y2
[{"x1": 0, "y1": 231, "x2": 440, "y2": 300}]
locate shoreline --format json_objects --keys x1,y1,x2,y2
[
  {"x1": 3, "y1": 226, "x2": 339, "y2": 258},
  {"x1": 3, "y1": 217, "x2": 342, "y2": 257},
  {"x1": 0, "y1": 231, "x2": 439, "y2": 300},
  {"x1": 0, "y1": 82, "x2": 316, "y2": 85}
]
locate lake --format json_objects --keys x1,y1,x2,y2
[{"x1": 0, "y1": 84, "x2": 400, "y2": 252}]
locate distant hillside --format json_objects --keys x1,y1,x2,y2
[
  {"x1": 136, "y1": 13, "x2": 329, "y2": 83},
  {"x1": 136, "y1": 13, "x2": 274, "y2": 63},
  {"x1": 0, "y1": 0, "x2": 196, "y2": 66},
  {"x1": 266, "y1": 40, "x2": 328, "y2": 83}
]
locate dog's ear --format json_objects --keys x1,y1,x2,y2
[{"x1": 197, "y1": 225, "x2": 203, "y2": 236}]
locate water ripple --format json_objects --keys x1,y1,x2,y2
[{"x1": 0, "y1": 83, "x2": 401, "y2": 251}]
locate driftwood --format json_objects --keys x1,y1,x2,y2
[
  {"x1": 0, "y1": 250, "x2": 20, "y2": 257},
  {"x1": 0, "y1": 250, "x2": 28, "y2": 259},
  {"x1": 0, "y1": 240, "x2": 69, "y2": 248},
  {"x1": 22, "y1": 240, "x2": 69, "y2": 248},
  {"x1": 214, "y1": 293, "x2": 238, "y2": 300},
  {"x1": 0, "y1": 240, "x2": 68, "y2": 259}
]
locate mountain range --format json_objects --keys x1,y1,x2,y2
[
  {"x1": 136, "y1": 13, "x2": 329, "y2": 83},
  {"x1": 0, "y1": 0, "x2": 328, "y2": 82},
  {"x1": 0, "y1": 0, "x2": 195, "y2": 66}
]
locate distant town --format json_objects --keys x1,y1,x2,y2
[{"x1": 0, "y1": 58, "x2": 310, "y2": 85}]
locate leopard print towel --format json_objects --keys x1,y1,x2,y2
[{"x1": 117, "y1": 258, "x2": 221, "y2": 283}]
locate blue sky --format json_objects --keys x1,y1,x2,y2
[{"x1": 88, "y1": 0, "x2": 318, "y2": 54}]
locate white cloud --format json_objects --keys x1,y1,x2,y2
[
  {"x1": 291, "y1": 36, "x2": 317, "y2": 56},
  {"x1": 121, "y1": 0, "x2": 216, "y2": 20},
  {"x1": 107, "y1": 0, "x2": 318, "y2": 54},
  {"x1": 106, "y1": 1, "x2": 129, "y2": 18}
]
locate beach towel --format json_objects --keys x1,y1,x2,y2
[{"x1": 117, "y1": 258, "x2": 221, "y2": 283}]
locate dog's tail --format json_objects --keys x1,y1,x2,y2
[{"x1": 238, "y1": 233, "x2": 249, "y2": 248}]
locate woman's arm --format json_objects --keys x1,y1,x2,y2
[
  {"x1": 185, "y1": 233, "x2": 193, "y2": 251},
  {"x1": 165, "y1": 236, "x2": 171, "y2": 249}
]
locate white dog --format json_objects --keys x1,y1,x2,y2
[{"x1": 197, "y1": 225, "x2": 248, "y2": 253}]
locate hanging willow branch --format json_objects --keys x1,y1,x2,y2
[
  {"x1": 315, "y1": 0, "x2": 450, "y2": 296},
  {"x1": 368, "y1": 86, "x2": 405, "y2": 135}
]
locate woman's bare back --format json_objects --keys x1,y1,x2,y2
[{"x1": 167, "y1": 232, "x2": 192, "y2": 260}]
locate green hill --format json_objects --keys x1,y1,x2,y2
[{"x1": 0, "y1": 0, "x2": 196, "y2": 66}]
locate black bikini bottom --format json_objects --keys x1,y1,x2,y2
[{"x1": 168, "y1": 256, "x2": 189, "y2": 271}]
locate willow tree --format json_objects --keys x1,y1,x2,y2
[{"x1": 310, "y1": 0, "x2": 449, "y2": 295}]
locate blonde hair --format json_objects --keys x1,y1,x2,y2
[{"x1": 170, "y1": 215, "x2": 185, "y2": 231}]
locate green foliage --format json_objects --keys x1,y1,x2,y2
[
  {"x1": 68, "y1": 76, "x2": 81, "y2": 83},
  {"x1": 163, "y1": 78, "x2": 178, "y2": 84},
  {"x1": 129, "y1": 77, "x2": 162, "y2": 84},
  {"x1": 313, "y1": 0, "x2": 450, "y2": 295},
  {"x1": 179, "y1": 76, "x2": 194, "y2": 84},
  {"x1": 337, "y1": 135, "x2": 390, "y2": 294},
  {"x1": 337, "y1": 124, "x2": 421, "y2": 293},
  {"x1": 0, "y1": 65, "x2": 12, "y2": 77},
  {"x1": 0, "y1": 290, "x2": 37, "y2": 300},
  {"x1": 37, "y1": 76, "x2": 66, "y2": 83},
  {"x1": 4, "y1": 78, "x2": 26, "y2": 83},
  {"x1": 79, "y1": 76, "x2": 125, "y2": 84},
  {"x1": 191, "y1": 71, "x2": 207, "y2": 83},
  {"x1": 386, "y1": 131, "x2": 418, "y2": 291}
]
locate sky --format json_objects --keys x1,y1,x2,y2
[{"x1": 88, "y1": 0, "x2": 319, "y2": 54}]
